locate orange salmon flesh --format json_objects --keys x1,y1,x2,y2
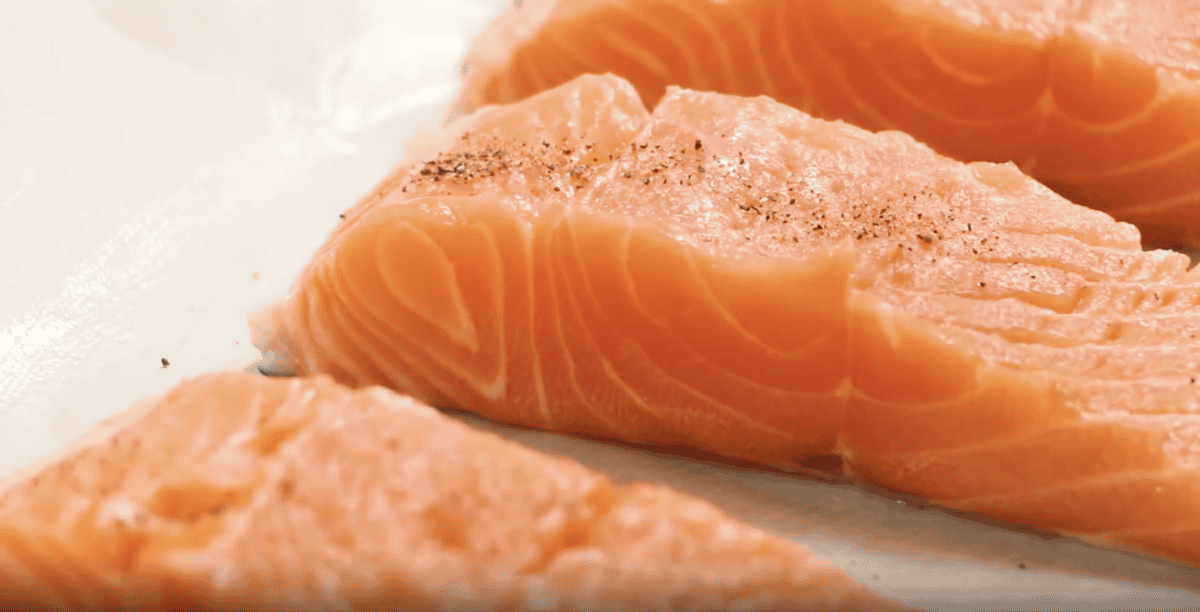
[
  {"x1": 255, "y1": 72, "x2": 1200, "y2": 569},
  {"x1": 452, "y1": 0, "x2": 1200, "y2": 247},
  {"x1": 0, "y1": 372, "x2": 913, "y2": 611}
]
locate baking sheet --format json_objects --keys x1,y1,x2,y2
[{"x1": 1, "y1": 1, "x2": 1199, "y2": 609}]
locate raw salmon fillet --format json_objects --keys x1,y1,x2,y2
[
  {"x1": 0, "y1": 371, "x2": 907, "y2": 611},
  {"x1": 253, "y1": 72, "x2": 1200, "y2": 568},
  {"x1": 450, "y1": 0, "x2": 1200, "y2": 247}
]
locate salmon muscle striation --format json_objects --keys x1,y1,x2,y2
[
  {"x1": 254, "y1": 74, "x2": 1200, "y2": 567},
  {"x1": 450, "y1": 0, "x2": 1200, "y2": 247},
  {"x1": 0, "y1": 372, "x2": 912, "y2": 611}
]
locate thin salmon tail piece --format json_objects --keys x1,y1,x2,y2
[
  {"x1": 452, "y1": 0, "x2": 1200, "y2": 247},
  {"x1": 0, "y1": 372, "x2": 918, "y2": 611}
]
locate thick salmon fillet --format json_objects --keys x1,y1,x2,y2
[
  {"x1": 0, "y1": 371, "x2": 908, "y2": 611},
  {"x1": 253, "y1": 73, "x2": 1200, "y2": 568},
  {"x1": 450, "y1": 0, "x2": 1200, "y2": 247}
]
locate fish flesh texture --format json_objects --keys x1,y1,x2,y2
[
  {"x1": 253, "y1": 73, "x2": 1200, "y2": 568},
  {"x1": 451, "y1": 0, "x2": 1200, "y2": 247},
  {"x1": 0, "y1": 371, "x2": 909, "y2": 611}
]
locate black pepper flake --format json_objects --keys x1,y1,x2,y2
[
  {"x1": 338, "y1": 213, "x2": 345, "y2": 219},
  {"x1": 161, "y1": 358, "x2": 170, "y2": 368},
  {"x1": 917, "y1": 234, "x2": 933, "y2": 243},
  {"x1": 695, "y1": 139, "x2": 703, "y2": 150}
]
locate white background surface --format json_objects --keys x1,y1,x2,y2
[{"x1": 2, "y1": 1, "x2": 1200, "y2": 609}]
